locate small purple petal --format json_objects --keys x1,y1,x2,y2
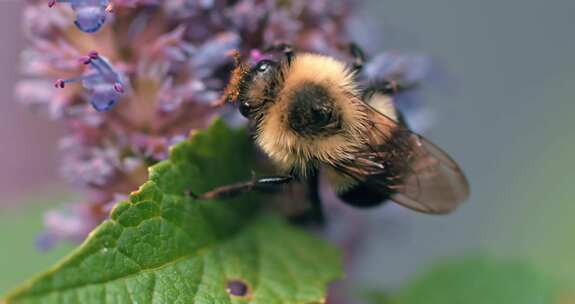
[
  {"x1": 73, "y1": 5, "x2": 107, "y2": 33},
  {"x1": 50, "y1": 0, "x2": 110, "y2": 33},
  {"x1": 88, "y1": 50, "x2": 99, "y2": 59},
  {"x1": 54, "y1": 79, "x2": 65, "y2": 88},
  {"x1": 35, "y1": 231, "x2": 57, "y2": 251},
  {"x1": 59, "y1": 137, "x2": 120, "y2": 187},
  {"x1": 55, "y1": 52, "x2": 125, "y2": 112},
  {"x1": 130, "y1": 134, "x2": 170, "y2": 160},
  {"x1": 113, "y1": 83, "x2": 124, "y2": 93},
  {"x1": 90, "y1": 84, "x2": 122, "y2": 112},
  {"x1": 38, "y1": 203, "x2": 101, "y2": 250},
  {"x1": 364, "y1": 52, "x2": 432, "y2": 84},
  {"x1": 79, "y1": 55, "x2": 92, "y2": 64},
  {"x1": 189, "y1": 32, "x2": 240, "y2": 78}
]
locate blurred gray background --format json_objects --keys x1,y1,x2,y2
[
  {"x1": 349, "y1": 0, "x2": 575, "y2": 291},
  {"x1": 0, "y1": 1, "x2": 64, "y2": 208},
  {"x1": 1, "y1": 0, "x2": 575, "y2": 295}
]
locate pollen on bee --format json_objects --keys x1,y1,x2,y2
[{"x1": 220, "y1": 50, "x2": 250, "y2": 105}]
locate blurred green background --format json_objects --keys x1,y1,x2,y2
[{"x1": 1, "y1": 0, "x2": 575, "y2": 300}]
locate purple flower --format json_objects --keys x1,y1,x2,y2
[
  {"x1": 188, "y1": 32, "x2": 241, "y2": 78},
  {"x1": 59, "y1": 136, "x2": 120, "y2": 187},
  {"x1": 15, "y1": 80, "x2": 70, "y2": 118},
  {"x1": 54, "y1": 51, "x2": 125, "y2": 112},
  {"x1": 35, "y1": 193, "x2": 128, "y2": 250},
  {"x1": 362, "y1": 52, "x2": 434, "y2": 132},
  {"x1": 364, "y1": 52, "x2": 432, "y2": 85},
  {"x1": 36, "y1": 202, "x2": 101, "y2": 250},
  {"x1": 23, "y1": 4, "x2": 69, "y2": 37},
  {"x1": 48, "y1": 0, "x2": 112, "y2": 33}
]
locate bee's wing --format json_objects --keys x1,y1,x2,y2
[
  {"x1": 338, "y1": 108, "x2": 470, "y2": 214},
  {"x1": 389, "y1": 131, "x2": 470, "y2": 214}
]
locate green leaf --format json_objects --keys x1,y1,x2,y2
[
  {"x1": 395, "y1": 257, "x2": 557, "y2": 304},
  {"x1": 4, "y1": 120, "x2": 342, "y2": 304}
]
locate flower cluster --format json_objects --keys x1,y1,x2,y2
[{"x1": 18, "y1": 0, "x2": 432, "y2": 249}]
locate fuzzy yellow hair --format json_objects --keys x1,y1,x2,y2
[{"x1": 255, "y1": 53, "x2": 373, "y2": 174}]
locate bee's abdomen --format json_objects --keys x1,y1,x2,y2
[
  {"x1": 337, "y1": 181, "x2": 395, "y2": 208},
  {"x1": 287, "y1": 83, "x2": 341, "y2": 137}
]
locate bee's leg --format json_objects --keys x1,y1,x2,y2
[
  {"x1": 349, "y1": 42, "x2": 367, "y2": 73},
  {"x1": 363, "y1": 80, "x2": 418, "y2": 97},
  {"x1": 265, "y1": 42, "x2": 294, "y2": 65},
  {"x1": 289, "y1": 169, "x2": 325, "y2": 226},
  {"x1": 307, "y1": 169, "x2": 325, "y2": 225},
  {"x1": 187, "y1": 173, "x2": 293, "y2": 200}
]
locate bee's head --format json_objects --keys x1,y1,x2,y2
[{"x1": 222, "y1": 51, "x2": 281, "y2": 119}]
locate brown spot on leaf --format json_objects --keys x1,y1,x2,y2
[{"x1": 226, "y1": 279, "x2": 250, "y2": 297}]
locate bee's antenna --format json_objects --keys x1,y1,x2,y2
[{"x1": 265, "y1": 42, "x2": 294, "y2": 65}]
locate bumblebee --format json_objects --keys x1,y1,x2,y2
[{"x1": 200, "y1": 44, "x2": 469, "y2": 222}]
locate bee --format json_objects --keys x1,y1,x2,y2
[{"x1": 198, "y1": 43, "x2": 469, "y2": 222}]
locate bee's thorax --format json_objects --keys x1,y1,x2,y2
[
  {"x1": 254, "y1": 53, "x2": 371, "y2": 173},
  {"x1": 287, "y1": 83, "x2": 342, "y2": 137}
]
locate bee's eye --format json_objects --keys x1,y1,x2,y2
[
  {"x1": 255, "y1": 60, "x2": 275, "y2": 74},
  {"x1": 239, "y1": 101, "x2": 251, "y2": 118},
  {"x1": 257, "y1": 63, "x2": 269, "y2": 72}
]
